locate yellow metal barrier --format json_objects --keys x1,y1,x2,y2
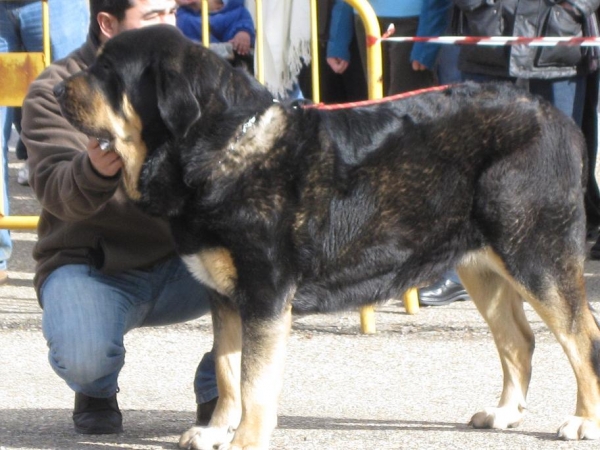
[
  {"x1": 0, "y1": 0, "x2": 49, "y2": 230},
  {"x1": 0, "y1": 216, "x2": 39, "y2": 229}
]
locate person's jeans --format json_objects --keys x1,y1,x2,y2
[
  {"x1": 0, "y1": 107, "x2": 12, "y2": 270},
  {"x1": 0, "y1": 0, "x2": 89, "y2": 59},
  {"x1": 40, "y1": 257, "x2": 217, "y2": 403},
  {"x1": 463, "y1": 72, "x2": 587, "y2": 126}
]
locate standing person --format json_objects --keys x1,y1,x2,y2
[
  {"x1": 20, "y1": 0, "x2": 218, "y2": 435},
  {"x1": 582, "y1": 10, "x2": 600, "y2": 257},
  {"x1": 312, "y1": 0, "x2": 367, "y2": 103},
  {"x1": 410, "y1": 0, "x2": 472, "y2": 306},
  {"x1": 0, "y1": 1, "x2": 89, "y2": 283},
  {"x1": 454, "y1": 0, "x2": 598, "y2": 126},
  {"x1": 354, "y1": 0, "x2": 436, "y2": 95}
]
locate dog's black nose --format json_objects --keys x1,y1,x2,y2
[{"x1": 53, "y1": 82, "x2": 65, "y2": 99}]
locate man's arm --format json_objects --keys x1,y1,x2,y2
[
  {"x1": 326, "y1": 0, "x2": 354, "y2": 74},
  {"x1": 411, "y1": 0, "x2": 452, "y2": 70}
]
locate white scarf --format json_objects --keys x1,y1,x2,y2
[{"x1": 245, "y1": 0, "x2": 312, "y2": 99}]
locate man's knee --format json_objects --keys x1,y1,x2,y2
[{"x1": 48, "y1": 337, "x2": 125, "y2": 387}]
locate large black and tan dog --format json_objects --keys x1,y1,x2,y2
[{"x1": 55, "y1": 25, "x2": 600, "y2": 448}]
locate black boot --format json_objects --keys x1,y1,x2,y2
[
  {"x1": 196, "y1": 397, "x2": 218, "y2": 426},
  {"x1": 73, "y1": 392, "x2": 123, "y2": 434}
]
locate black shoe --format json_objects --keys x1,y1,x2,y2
[
  {"x1": 73, "y1": 392, "x2": 123, "y2": 434},
  {"x1": 418, "y1": 278, "x2": 470, "y2": 306},
  {"x1": 196, "y1": 397, "x2": 218, "y2": 426},
  {"x1": 591, "y1": 236, "x2": 600, "y2": 260}
]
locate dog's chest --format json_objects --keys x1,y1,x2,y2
[{"x1": 182, "y1": 248, "x2": 237, "y2": 297}]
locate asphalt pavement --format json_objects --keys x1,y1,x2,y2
[{"x1": 2, "y1": 146, "x2": 600, "y2": 450}]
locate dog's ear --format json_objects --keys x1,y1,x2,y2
[{"x1": 155, "y1": 68, "x2": 201, "y2": 138}]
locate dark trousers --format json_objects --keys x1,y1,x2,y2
[{"x1": 354, "y1": 15, "x2": 434, "y2": 95}]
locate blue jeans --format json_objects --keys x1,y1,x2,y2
[
  {"x1": 40, "y1": 257, "x2": 217, "y2": 403},
  {"x1": 463, "y1": 72, "x2": 587, "y2": 126},
  {"x1": 0, "y1": 1, "x2": 89, "y2": 58},
  {"x1": 0, "y1": 108, "x2": 12, "y2": 270},
  {"x1": 0, "y1": 1, "x2": 88, "y2": 269}
]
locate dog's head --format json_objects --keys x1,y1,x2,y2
[{"x1": 54, "y1": 25, "x2": 269, "y2": 199}]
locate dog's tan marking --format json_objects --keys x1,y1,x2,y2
[
  {"x1": 458, "y1": 248, "x2": 532, "y2": 429},
  {"x1": 220, "y1": 106, "x2": 287, "y2": 174},
  {"x1": 182, "y1": 248, "x2": 238, "y2": 297},
  {"x1": 61, "y1": 77, "x2": 147, "y2": 200},
  {"x1": 104, "y1": 95, "x2": 146, "y2": 200}
]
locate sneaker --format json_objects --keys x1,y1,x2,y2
[
  {"x1": 73, "y1": 392, "x2": 123, "y2": 434},
  {"x1": 17, "y1": 162, "x2": 29, "y2": 186}
]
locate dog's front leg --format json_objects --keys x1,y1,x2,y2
[
  {"x1": 229, "y1": 303, "x2": 293, "y2": 450},
  {"x1": 179, "y1": 303, "x2": 243, "y2": 450}
]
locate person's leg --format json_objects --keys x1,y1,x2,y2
[
  {"x1": 528, "y1": 75, "x2": 586, "y2": 126},
  {"x1": 41, "y1": 264, "x2": 159, "y2": 434},
  {"x1": 15, "y1": 0, "x2": 88, "y2": 57},
  {"x1": 436, "y1": 45, "x2": 464, "y2": 85},
  {"x1": 13, "y1": 1, "x2": 42, "y2": 52},
  {"x1": 583, "y1": 72, "x2": 600, "y2": 237},
  {"x1": 341, "y1": 33, "x2": 368, "y2": 101},
  {"x1": 381, "y1": 16, "x2": 434, "y2": 95},
  {"x1": 41, "y1": 260, "x2": 215, "y2": 433},
  {"x1": 418, "y1": 269, "x2": 471, "y2": 306},
  {"x1": 0, "y1": 3, "x2": 17, "y2": 279},
  {"x1": 41, "y1": 264, "x2": 154, "y2": 397},
  {"x1": 140, "y1": 257, "x2": 217, "y2": 408},
  {"x1": 10, "y1": 1, "x2": 88, "y2": 182},
  {"x1": 0, "y1": 105, "x2": 13, "y2": 277},
  {"x1": 47, "y1": 0, "x2": 89, "y2": 60}
]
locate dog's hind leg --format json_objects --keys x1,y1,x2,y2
[
  {"x1": 179, "y1": 303, "x2": 243, "y2": 450},
  {"x1": 458, "y1": 250, "x2": 534, "y2": 430},
  {"x1": 521, "y1": 267, "x2": 600, "y2": 440}
]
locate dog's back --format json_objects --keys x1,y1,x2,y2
[{"x1": 291, "y1": 82, "x2": 586, "y2": 314}]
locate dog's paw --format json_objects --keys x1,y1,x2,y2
[
  {"x1": 557, "y1": 416, "x2": 600, "y2": 440},
  {"x1": 178, "y1": 426, "x2": 234, "y2": 449},
  {"x1": 469, "y1": 406, "x2": 523, "y2": 429}
]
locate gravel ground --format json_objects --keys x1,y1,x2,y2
[{"x1": 3, "y1": 141, "x2": 600, "y2": 449}]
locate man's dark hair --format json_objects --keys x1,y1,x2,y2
[{"x1": 89, "y1": 0, "x2": 134, "y2": 40}]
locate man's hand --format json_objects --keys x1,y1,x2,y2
[
  {"x1": 412, "y1": 60, "x2": 429, "y2": 71},
  {"x1": 87, "y1": 138, "x2": 123, "y2": 178},
  {"x1": 327, "y1": 57, "x2": 349, "y2": 74},
  {"x1": 230, "y1": 31, "x2": 251, "y2": 55}
]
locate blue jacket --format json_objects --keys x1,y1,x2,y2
[
  {"x1": 176, "y1": 0, "x2": 255, "y2": 46},
  {"x1": 411, "y1": 0, "x2": 452, "y2": 69}
]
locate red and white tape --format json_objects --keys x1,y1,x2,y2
[{"x1": 382, "y1": 35, "x2": 600, "y2": 47}]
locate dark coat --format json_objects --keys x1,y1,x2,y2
[{"x1": 454, "y1": 0, "x2": 600, "y2": 78}]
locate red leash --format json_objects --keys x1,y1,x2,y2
[{"x1": 303, "y1": 84, "x2": 453, "y2": 111}]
